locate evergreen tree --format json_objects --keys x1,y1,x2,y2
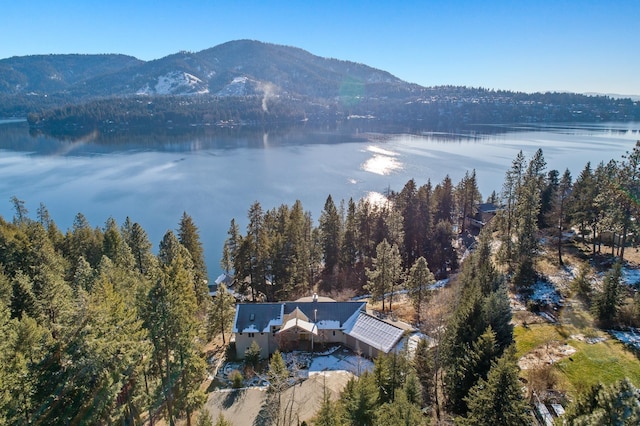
[
  {"x1": 319, "y1": 195, "x2": 342, "y2": 285},
  {"x1": 571, "y1": 261, "x2": 593, "y2": 301},
  {"x1": 267, "y1": 350, "x2": 289, "y2": 424},
  {"x1": 538, "y1": 169, "x2": 559, "y2": 228},
  {"x1": 461, "y1": 349, "x2": 528, "y2": 426},
  {"x1": 365, "y1": 239, "x2": 404, "y2": 312},
  {"x1": 570, "y1": 162, "x2": 597, "y2": 248},
  {"x1": 340, "y1": 198, "x2": 359, "y2": 278},
  {"x1": 513, "y1": 149, "x2": 546, "y2": 290},
  {"x1": 431, "y1": 219, "x2": 456, "y2": 277},
  {"x1": 433, "y1": 175, "x2": 455, "y2": 225},
  {"x1": 563, "y1": 378, "x2": 640, "y2": 425},
  {"x1": 405, "y1": 256, "x2": 435, "y2": 324},
  {"x1": 127, "y1": 221, "x2": 155, "y2": 276},
  {"x1": 374, "y1": 390, "x2": 427, "y2": 426},
  {"x1": 455, "y1": 170, "x2": 482, "y2": 234},
  {"x1": 397, "y1": 179, "x2": 421, "y2": 267},
  {"x1": 144, "y1": 252, "x2": 205, "y2": 425},
  {"x1": 207, "y1": 284, "x2": 236, "y2": 344},
  {"x1": 614, "y1": 141, "x2": 640, "y2": 261},
  {"x1": 340, "y1": 373, "x2": 377, "y2": 426},
  {"x1": 496, "y1": 151, "x2": 525, "y2": 271},
  {"x1": 414, "y1": 337, "x2": 435, "y2": 408},
  {"x1": 179, "y1": 212, "x2": 209, "y2": 304},
  {"x1": 592, "y1": 262, "x2": 624, "y2": 325},
  {"x1": 552, "y1": 169, "x2": 573, "y2": 265},
  {"x1": 313, "y1": 378, "x2": 344, "y2": 426}
]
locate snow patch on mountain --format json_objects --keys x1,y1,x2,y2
[
  {"x1": 216, "y1": 76, "x2": 249, "y2": 96},
  {"x1": 137, "y1": 71, "x2": 209, "y2": 95}
]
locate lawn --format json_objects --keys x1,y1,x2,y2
[{"x1": 514, "y1": 304, "x2": 640, "y2": 396}]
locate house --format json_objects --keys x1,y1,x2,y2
[
  {"x1": 464, "y1": 202, "x2": 499, "y2": 232},
  {"x1": 232, "y1": 295, "x2": 410, "y2": 360},
  {"x1": 208, "y1": 273, "x2": 243, "y2": 300}
]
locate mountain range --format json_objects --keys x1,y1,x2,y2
[
  {"x1": 1, "y1": 40, "x2": 638, "y2": 129},
  {"x1": 0, "y1": 40, "x2": 416, "y2": 100}
]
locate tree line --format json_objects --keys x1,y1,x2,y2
[
  {"x1": 21, "y1": 88, "x2": 640, "y2": 138},
  {"x1": 0, "y1": 203, "x2": 236, "y2": 425}
]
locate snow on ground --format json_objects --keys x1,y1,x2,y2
[
  {"x1": 609, "y1": 328, "x2": 640, "y2": 351},
  {"x1": 546, "y1": 265, "x2": 578, "y2": 293},
  {"x1": 528, "y1": 280, "x2": 563, "y2": 306},
  {"x1": 308, "y1": 347, "x2": 374, "y2": 376},
  {"x1": 623, "y1": 267, "x2": 640, "y2": 286},
  {"x1": 215, "y1": 346, "x2": 373, "y2": 389}
]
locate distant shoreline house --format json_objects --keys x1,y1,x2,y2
[{"x1": 232, "y1": 295, "x2": 413, "y2": 360}]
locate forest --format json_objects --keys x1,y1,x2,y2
[
  {"x1": 22, "y1": 88, "x2": 640, "y2": 139},
  {"x1": 2, "y1": 141, "x2": 640, "y2": 425}
]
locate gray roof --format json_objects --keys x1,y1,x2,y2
[
  {"x1": 233, "y1": 303, "x2": 283, "y2": 333},
  {"x1": 345, "y1": 312, "x2": 405, "y2": 353},
  {"x1": 283, "y1": 301, "x2": 365, "y2": 327}
]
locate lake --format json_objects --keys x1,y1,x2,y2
[{"x1": 1, "y1": 120, "x2": 639, "y2": 277}]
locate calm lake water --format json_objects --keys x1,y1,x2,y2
[{"x1": 1, "y1": 120, "x2": 639, "y2": 277}]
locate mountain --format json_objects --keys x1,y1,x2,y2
[
  {"x1": 0, "y1": 40, "x2": 415, "y2": 100},
  {"x1": 1, "y1": 40, "x2": 639, "y2": 130},
  {"x1": 0, "y1": 53, "x2": 142, "y2": 95}
]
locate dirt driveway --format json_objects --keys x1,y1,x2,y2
[{"x1": 204, "y1": 370, "x2": 354, "y2": 426}]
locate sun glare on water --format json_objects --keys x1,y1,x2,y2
[{"x1": 361, "y1": 145, "x2": 403, "y2": 175}]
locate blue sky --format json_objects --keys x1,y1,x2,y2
[{"x1": 2, "y1": 1, "x2": 638, "y2": 95}]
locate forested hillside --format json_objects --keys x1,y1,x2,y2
[
  {"x1": 3, "y1": 141, "x2": 640, "y2": 424},
  {"x1": 0, "y1": 40, "x2": 638, "y2": 131}
]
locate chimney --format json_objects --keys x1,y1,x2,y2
[{"x1": 312, "y1": 293, "x2": 318, "y2": 302}]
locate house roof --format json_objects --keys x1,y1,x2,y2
[
  {"x1": 283, "y1": 301, "x2": 365, "y2": 327},
  {"x1": 279, "y1": 317, "x2": 318, "y2": 335},
  {"x1": 233, "y1": 303, "x2": 284, "y2": 333},
  {"x1": 344, "y1": 311, "x2": 405, "y2": 353}
]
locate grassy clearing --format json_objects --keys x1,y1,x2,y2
[
  {"x1": 514, "y1": 296, "x2": 640, "y2": 398},
  {"x1": 556, "y1": 338, "x2": 640, "y2": 393}
]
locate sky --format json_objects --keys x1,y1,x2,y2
[{"x1": 2, "y1": 0, "x2": 639, "y2": 96}]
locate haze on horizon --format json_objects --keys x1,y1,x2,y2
[{"x1": 2, "y1": 0, "x2": 639, "y2": 97}]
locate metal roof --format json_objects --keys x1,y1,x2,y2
[
  {"x1": 283, "y1": 301, "x2": 365, "y2": 327},
  {"x1": 233, "y1": 303, "x2": 283, "y2": 333},
  {"x1": 344, "y1": 311, "x2": 405, "y2": 353}
]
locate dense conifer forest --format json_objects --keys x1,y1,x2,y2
[{"x1": 2, "y1": 141, "x2": 640, "y2": 424}]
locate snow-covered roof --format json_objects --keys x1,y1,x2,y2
[
  {"x1": 279, "y1": 317, "x2": 318, "y2": 335},
  {"x1": 344, "y1": 312, "x2": 405, "y2": 354}
]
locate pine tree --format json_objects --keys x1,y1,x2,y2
[
  {"x1": 571, "y1": 261, "x2": 593, "y2": 301},
  {"x1": 127, "y1": 221, "x2": 155, "y2": 276},
  {"x1": 461, "y1": 349, "x2": 528, "y2": 426},
  {"x1": 179, "y1": 212, "x2": 209, "y2": 303},
  {"x1": 313, "y1": 378, "x2": 344, "y2": 426},
  {"x1": 340, "y1": 373, "x2": 377, "y2": 426},
  {"x1": 319, "y1": 195, "x2": 342, "y2": 284},
  {"x1": 144, "y1": 252, "x2": 204, "y2": 426},
  {"x1": 414, "y1": 337, "x2": 435, "y2": 408},
  {"x1": 267, "y1": 350, "x2": 289, "y2": 424},
  {"x1": 207, "y1": 283, "x2": 236, "y2": 343},
  {"x1": 570, "y1": 162, "x2": 597, "y2": 247},
  {"x1": 374, "y1": 389, "x2": 427, "y2": 426},
  {"x1": 455, "y1": 170, "x2": 482, "y2": 234},
  {"x1": 405, "y1": 256, "x2": 435, "y2": 324},
  {"x1": 564, "y1": 378, "x2": 640, "y2": 425},
  {"x1": 614, "y1": 141, "x2": 640, "y2": 261},
  {"x1": 592, "y1": 262, "x2": 624, "y2": 325},
  {"x1": 365, "y1": 239, "x2": 404, "y2": 312},
  {"x1": 552, "y1": 169, "x2": 572, "y2": 265}
]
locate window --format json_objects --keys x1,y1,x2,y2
[
  {"x1": 248, "y1": 332, "x2": 255, "y2": 338},
  {"x1": 332, "y1": 331, "x2": 336, "y2": 336}
]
